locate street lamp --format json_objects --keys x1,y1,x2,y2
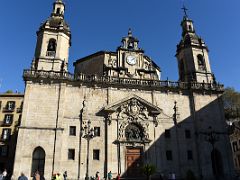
[{"x1": 81, "y1": 120, "x2": 96, "y2": 180}]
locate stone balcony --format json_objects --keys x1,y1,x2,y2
[{"x1": 23, "y1": 69, "x2": 224, "y2": 92}]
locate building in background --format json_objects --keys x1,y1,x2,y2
[
  {"x1": 0, "y1": 92, "x2": 24, "y2": 175},
  {"x1": 13, "y1": 0, "x2": 235, "y2": 180}
]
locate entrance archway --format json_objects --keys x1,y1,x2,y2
[
  {"x1": 211, "y1": 148, "x2": 223, "y2": 177},
  {"x1": 31, "y1": 147, "x2": 45, "y2": 176}
]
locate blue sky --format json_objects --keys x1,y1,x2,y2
[{"x1": 0, "y1": 0, "x2": 239, "y2": 92}]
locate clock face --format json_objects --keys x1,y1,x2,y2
[{"x1": 126, "y1": 55, "x2": 137, "y2": 65}]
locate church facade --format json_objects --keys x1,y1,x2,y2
[{"x1": 13, "y1": 1, "x2": 235, "y2": 180}]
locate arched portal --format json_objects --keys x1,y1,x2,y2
[
  {"x1": 211, "y1": 148, "x2": 223, "y2": 177},
  {"x1": 31, "y1": 147, "x2": 45, "y2": 176}
]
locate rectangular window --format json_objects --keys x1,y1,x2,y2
[
  {"x1": 6, "y1": 101, "x2": 15, "y2": 111},
  {"x1": 185, "y1": 129, "x2": 191, "y2": 139},
  {"x1": 1, "y1": 129, "x2": 11, "y2": 140},
  {"x1": 166, "y1": 150, "x2": 172, "y2": 161},
  {"x1": 68, "y1": 149, "x2": 75, "y2": 160},
  {"x1": 0, "y1": 101, "x2": 2, "y2": 110},
  {"x1": 0, "y1": 146, "x2": 8, "y2": 157},
  {"x1": 165, "y1": 129, "x2": 171, "y2": 138},
  {"x1": 69, "y1": 126, "x2": 76, "y2": 136},
  {"x1": 187, "y1": 150, "x2": 193, "y2": 160},
  {"x1": 4, "y1": 114, "x2": 13, "y2": 125},
  {"x1": 94, "y1": 127, "x2": 100, "y2": 137},
  {"x1": 93, "y1": 149, "x2": 100, "y2": 160}
]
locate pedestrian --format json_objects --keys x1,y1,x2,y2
[
  {"x1": 51, "y1": 174, "x2": 56, "y2": 180},
  {"x1": 107, "y1": 171, "x2": 112, "y2": 180},
  {"x1": 116, "y1": 174, "x2": 120, "y2": 180},
  {"x1": 2, "y1": 169, "x2": 7, "y2": 180},
  {"x1": 63, "y1": 171, "x2": 67, "y2": 180},
  {"x1": 0, "y1": 171, "x2": 3, "y2": 180},
  {"x1": 33, "y1": 171, "x2": 40, "y2": 180},
  {"x1": 18, "y1": 172, "x2": 28, "y2": 180},
  {"x1": 56, "y1": 173, "x2": 61, "y2": 180},
  {"x1": 95, "y1": 172, "x2": 100, "y2": 180}
]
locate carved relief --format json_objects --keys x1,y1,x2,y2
[{"x1": 117, "y1": 98, "x2": 149, "y2": 120}]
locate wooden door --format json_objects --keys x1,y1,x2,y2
[{"x1": 125, "y1": 147, "x2": 143, "y2": 177}]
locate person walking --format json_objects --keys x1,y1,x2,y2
[
  {"x1": 0, "y1": 171, "x2": 3, "y2": 180},
  {"x1": 33, "y1": 171, "x2": 40, "y2": 180},
  {"x1": 18, "y1": 172, "x2": 28, "y2": 180},
  {"x1": 56, "y1": 173, "x2": 61, "y2": 180},
  {"x1": 95, "y1": 172, "x2": 100, "y2": 180},
  {"x1": 116, "y1": 174, "x2": 120, "y2": 180},
  {"x1": 2, "y1": 169, "x2": 7, "y2": 180},
  {"x1": 63, "y1": 171, "x2": 67, "y2": 180},
  {"x1": 107, "y1": 171, "x2": 112, "y2": 180}
]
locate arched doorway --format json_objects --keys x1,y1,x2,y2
[
  {"x1": 125, "y1": 123, "x2": 144, "y2": 177},
  {"x1": 31, "y1": 147, "x2": 45, "y2": 176},
  {"x1": 211, "y1": 148, "x2": 223, "y2": 177}
]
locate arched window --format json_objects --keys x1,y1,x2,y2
[
  {"x1": 179, "y1": 59, "x2": 185, "y2": 81},
  {"x1": 188, "y1": 25, "x2": 192, "y2": 31},
  {"x1": 56, "y1": 8, "x2": 61, "y2": 15},
  {"x1": 31, "y1": 147, "x2": 45, "y2": 177},
  {"x1": 144, "y1": 62, "x2": 149, "y2": 70},
  {"x1": 197, "y1": 54, "x2": 206, "y2": 71},
  {"x1": 46, "y1": 39, "x2": 57, "y2": 57}
]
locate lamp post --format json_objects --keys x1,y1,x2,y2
[{"x1": 81, "y1": 120, "x2": 96, "y2": 180}]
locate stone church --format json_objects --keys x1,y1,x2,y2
[{"x1": 13, "y1": 0, "x2": 235, "y2": 179}]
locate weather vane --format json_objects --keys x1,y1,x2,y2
[{"x1": 181, "y1": 4, "x2": 188, "y2": 17}]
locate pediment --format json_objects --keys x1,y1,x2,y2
[{"x1": 104, "y1": 94, "x2": 162, "y2": 117}]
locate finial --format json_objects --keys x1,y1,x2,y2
[
  {"x1": 55, "y1": 0, "x2": 63, "y2": 3},
  {"x1": 181, "y1": 4, "x2": 188, "y2": 17},
  {"x1": 128, "y1": 28, "x2": 133, "y2": 37}
]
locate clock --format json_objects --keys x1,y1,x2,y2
[{"x1": 126, "y1": 55, "x2": 137, "y2": 65}]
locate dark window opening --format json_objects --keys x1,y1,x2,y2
[
  {"x1": 56, "y1": 8, "x2": 61, "y2": 15},
  {"x1": 47, "y1": 39, "x2": 57, "y2": 57},
  {"x1": 94, "y1": 127, "x2": 100, "y2": 137},
  {"x1": 189, "y1": 25, "x2": 192, "y2": 31},
  {"x1": 93, "y1": 149, "x2": 100, "y2": 160},
  {"x1": 185, "y1": 129, "x2": 191, "y2": 139},
  {"x1": 0, "y1": 145, "x2": 8, "y2": 157},
  {"x1": 4, "y1": 114, "x2": 13, "y2": 125},
  {"x1": 68, "y1": 149, "x2": 75, "y2": 160},
  {"x1": 5, "y1": 101, "x2": 15, "y2": 111},
  {"x1": 1, "y1": 129, "x2": 11, "y2": 140},
  {"x1": 187, "y1": 150, "x2": 193, "y2": 160},
  {"x1": 165, "y1": 129, "x2": 171, "y2": 138},
  {"x1": 69, "y1": 126, "x2": 76, "y2": 136},
  {"x1": 128, "y1": 42, "x2": 134, "y2": 49},
  {"x1": 197, "y1": 54, "x2": 206, "y2": 71},
  {"x1": 166, "y1": 150, "x2": 172, "y2": 161},
  {"x1": 179, "y1": 59, "x2": 185, "y2": 81}
]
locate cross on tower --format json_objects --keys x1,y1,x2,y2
[{"x1": 181, "y1": 5, "x2": 188, "y2": 17}]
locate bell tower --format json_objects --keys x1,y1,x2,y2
[
  {"x1": 176, "y1": 7, "x2": 214, "y2": 83},
  {"x1": 32, "y1": 0, "x2": 71, "y2": 72}
]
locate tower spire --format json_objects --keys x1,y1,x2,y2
[
  {"x1": 32, "y1": 0, "x2": 71, "y2": 72},
  {"x1": 176, "y1": 9, "x2": 214, "y2": 83}
]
